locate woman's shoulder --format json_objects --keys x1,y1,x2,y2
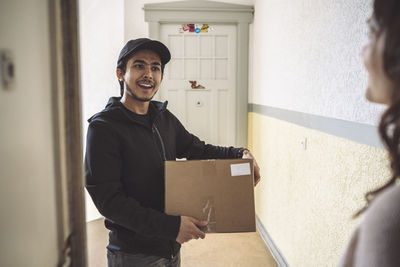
[
  {"x1": 363, "y1": 184, "x2": 400, "y2": 235},
  {"x1": 365, "y1": 184, "x2": 400, "y2": 223},
  {"x1": 356, "y1": 184, "x2": 400, "y2": 266}
]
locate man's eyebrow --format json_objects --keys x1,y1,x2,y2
[
  {"x1": 133, "y1": 59, "x2": 145, "y2": 64},
  {"x1": 132, "y1": 59, "x2": 161, "y2": 65}
]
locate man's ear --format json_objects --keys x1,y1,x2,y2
[{"x1": 116, "y1": 68, "x2": 124, "y2": 81}]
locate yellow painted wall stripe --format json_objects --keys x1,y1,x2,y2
[{"x1": 248, "y1": 112, "x2": 389, "y2": 266}]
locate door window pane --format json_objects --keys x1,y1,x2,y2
[
  {"x1": 215, "y1": 36, "x2": 228, "y2": 57},
  {"x1": 185, "y1": 59, "x2": 198, "y2": 80},
  {"x1": 200, "y1": 36, "x2": 214, "y2": 57},
  {"x1": 200, "y1": 59, "x2": 214, "y2": 80},
  {"x1": 169, "y1": 59, "x2": 184, "y2": 80},
  {"x1": 184, "y1": 36, "x2": 198, "y2": 57},
  {"x1": 215, "y1": 59, "x2": 227, "y2": 80},
  {"x1": 169, "y1": 36, "x2": 184, "y2": 57}
]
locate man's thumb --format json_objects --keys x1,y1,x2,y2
[
  {"x1": 200, "y1": 220, "x2": 208, "y2": 226},
  {"x1": 190, "y1": 217, "x2": 208, "y2": 226},
  {"x1": 197, "y1": 220, "x2": 208, "y2": 226}
]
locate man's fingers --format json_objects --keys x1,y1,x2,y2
[
  {"x1": 190, "y1": 217, "x2": 208, "y2": 227},
  {"x1": 243, "y1": 150, "x2": 261, "y2": 186},
  {"x1": 186, "y1": 216, "x2": 207, "y2": 239},
  {"x1": 195, "y1": 229, "x2": 206, "y2": 239},
  {"x1": 191, "y1": 221, "x2": 206, "y2": 239},
  {"x1": 177, "y1": 216, "x2": 208, "y2": 244},
  {"x1": 254, "y1": 168, "x2": 261, "y2": 183}
]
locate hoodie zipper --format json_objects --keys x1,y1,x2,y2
[
  {"x1": 151, "y1": 124, "x2": 175, "y2": 259},
  {"x1": 152, "y1": 124, "x2": 166, "y2": 161},
  {"x1": 118, "y1": 102, "x2": 175, "y2": 258}
]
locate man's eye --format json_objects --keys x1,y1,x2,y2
[
  {"x1": 152, "y1": 66, "x2": 160, "y2": 71},
  {"x1": 134, "y1": 64, "x2": 144, "y2": 69}
]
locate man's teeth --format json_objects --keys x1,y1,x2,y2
[{"x1": 139, "y1": 83, "x2": 153, "y2": 88}]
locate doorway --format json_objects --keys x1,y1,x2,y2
[{"x1": 144, "y1": 0, "x2": 253, "y2": 147}]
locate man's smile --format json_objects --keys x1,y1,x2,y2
[{"x1": 137, "y1": 80, "x2": 155, "y2": 90}]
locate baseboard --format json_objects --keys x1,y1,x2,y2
[{"x1": 256, "y1": 216, "x2": 290, "y2": 267}]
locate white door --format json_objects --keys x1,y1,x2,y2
[{"x1": 160, "y1": 24, "x2": 237, "y2": 147}]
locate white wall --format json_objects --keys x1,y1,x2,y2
[
  {"x1": 251, "y1": 0, "x2": 385, "y2": 126},
  {"x1": 80, "y1": 0, "x2": 125, "y2": 121},
  {"x1": 0, "y1": 1, "x2": 59, "y2": 266},
  {"x1": 250, "y1": 0, "x2": 389, "y2": 264},
  {"x1": 79, "y1": 0, "x2": 125, "y2": 221}
]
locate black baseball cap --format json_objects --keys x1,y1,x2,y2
[{"x1": 117, "y1": 38, "x2": 171, "y2": 69}]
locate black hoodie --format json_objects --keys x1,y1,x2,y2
[{"x1": 85, "y1": 97, "x2": 242, "y2": 259}]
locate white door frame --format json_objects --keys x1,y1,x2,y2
[{"x1": 144, "y1": 1, "x2": 253, "y2": 148}]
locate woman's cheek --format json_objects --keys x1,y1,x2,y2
[{"x1": 363, "y1": 43, "x2": 374, "y2": 73}]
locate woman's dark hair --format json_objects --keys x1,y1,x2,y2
[
  {"x1": 356, "y1": 0, "x2": 400, "y2": 217},
  {"x1": 118, "y1": 58, "x2": 166, "y2": 97}
]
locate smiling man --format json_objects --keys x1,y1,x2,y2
[
  {"x1": 85, "y1": 38, "x2": 261, "y2": 267},
  {"x1": 117, "y1": 48, "x2": 162, "y2": 108}
]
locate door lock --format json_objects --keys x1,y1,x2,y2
[{"x1": 195, "y1": 100, "x2": 204, "y2": 107}]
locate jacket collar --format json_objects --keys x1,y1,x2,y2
[
  {"x1": 105, "y1": 97, "x2": 168, "y2": 113},
  {"x1": 88, "y1": 97, "x2": 168, "y2": 124}
]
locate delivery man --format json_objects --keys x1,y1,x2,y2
[{"x1": 85, "y1": 38, "x2": 260, "y2": 267}]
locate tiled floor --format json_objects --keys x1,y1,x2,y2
[{"x1": 87, "y1": 218, "x2": 277, "y2": 267}]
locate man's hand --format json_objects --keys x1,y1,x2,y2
[
  {"x1": 176, "y1": 216, "x2": 207, "y2": 244},
  {"x1": 242, "y1": 150, "x2": 261, "y2": 186}
]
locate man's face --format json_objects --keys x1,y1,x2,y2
[{"x1": 117, "y1": 49, "x2": 162, "y2": 102}]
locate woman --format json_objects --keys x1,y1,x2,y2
[{"x1": 340, "y1": 0, "x2": 400, "y2": 266}]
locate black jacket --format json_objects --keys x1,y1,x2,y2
[{"x1": 85, "y1": 97, "x2": 242, "y2": 259}]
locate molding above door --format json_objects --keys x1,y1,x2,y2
[
  {"x1": 144, "y1": 1, "x2": 253, "y2": 147},
  {"x1": 144, "y1": 1, "x2": 253, "y2": 23}
]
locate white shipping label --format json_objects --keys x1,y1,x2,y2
[{"x1": 230, "y1": 163, "x2": 251, "y2": 176}]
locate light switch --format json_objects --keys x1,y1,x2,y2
[{"x1": 301, "y1": 137, "x2": 307, "y2": 150}]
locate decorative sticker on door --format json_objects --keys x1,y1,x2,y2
[
  {"x1": 179, "y1": 24, "x2": 214, "y2": 34},
  {"x1": 189, "y1": 80, "x2": 205, "y2": 89}
]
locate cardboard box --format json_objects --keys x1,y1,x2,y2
[{"x1": 165, "y1": 159, "x2": 256, "y2": 233}]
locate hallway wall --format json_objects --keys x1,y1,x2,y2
[
  {"x1": 251, "y1": 0, "x2": 384, "y2": 125},
  {"x1": 0, "y1": 0, "x2": 60, "y2": 266},
  {"x1": 248, "y1": 113, "x2": 389, "y2": 266},
  {"x1": 250, "y1": 0, "x2": 391, "y2": 266}
]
